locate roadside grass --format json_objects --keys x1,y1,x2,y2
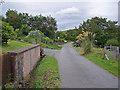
[
  {"x1": 2, "y1": 40, "x2": 34, "y2": 54},
  {"x1": 59, "y1": 42, "x2": 67, "y2": 45},
  {"x1": 39, "y1": 41, "x2": 62, "y2": 50},
  {"x1": 75, "y1": 47, "x2": 119, "y2": 77},
  {"x1": 32, "y1": 56, "x2": 61, "y2": 88},
  {"x1": 20, "y1": 36, "x2": 62, "y2": 50}
]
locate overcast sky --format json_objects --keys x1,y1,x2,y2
[{"x1": 2, "y1": 0, "x2": 120, "y2": 31}]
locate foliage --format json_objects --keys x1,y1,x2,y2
[
  {"x1": 76, "y1": 31, "x2": 95, "y2": 41},
  {"x1": 1, "y1": 21, "x2": 16, "y2": 44},
  {"x1": 56, "y1": 31, "x2": 66, "y2": 39},
  {"x1": 32, "y1": 56, "x2": 61, "y2": 88},
  {"x1": 4, "y1": 82, "x2": 14, "y2": 88},
  {"x1": 5, "y1": 9, "x2": 57, "y2": 39},
  {"x1": 40, "y1": 46, "x2": 44, "y2": 57},
  {"x1": 65, "y1": 28, "x2": 78, "y2": 41},
  {"x1": 27, "y1": 30, "x2": 43, "y2": 39},
  {"x1": 39, "y1": 41, "x2": 62, "y2": 50},
  {"x1": 65, "y1": 17, "x2": 118, "y2": 47},
  {"x1": 6, "y1": 9, "x2": 19, "y2": 29},
  {"x1": 20, "y1": 24, "x2": 31, "y2": 35},
  {"x1": 106, "y1": 39, "x2": 119, "y2": 46},
  {"x1": 118, "y1": 26, "x2": 120, "y2": 47},
  {"x1": 20, "y1": 36, "x2": 62, "y2": 50},
  {"x1": 15, "y1": 29, "x2": 22, "y2": 38},
  {"x1": 2, "y1": 40, "x2": 34, "y2": 54},
  {"x1": 82, "y1": 39, "x2": 93, "y2": 54},
  {"x1": 76, "y1": 31, "x2": 94, "y2": 54}
]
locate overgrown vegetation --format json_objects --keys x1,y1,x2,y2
[
  {"x1": 105, "y1": 39, "x2": 119, "y2": 46},
  {"x1": 19, "y1": 36, "x2": 62, "y2": 50},
  {"x1": 32, "y1": 56, "x2": 61, "y2": 88},
  {"x1": 2, "y1": 40, "x2": 34, "y2": 54},
  {"x1": 75, "y1": 47, "x2": 118, "y2": 77},
  {"x1": 4, "y1": 82, "x2": 14, "y2": 88}
]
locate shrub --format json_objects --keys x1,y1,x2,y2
[
  {"x1": 1, "y1": 21, "x2": 16, "y2": 44},
  {"x1": 27, "y1": 30, "x2": 43, "y2": 39},
  {"x1": 20, "y1": 24, "x2": 31, "y2": 35},
  {"x1": 4, "y1": 82, "x2": 14, "y2": 88},
  {"x1": 82, "y1": 39, "x2": 93, "y2": 54},
  {"x1": 40, "y1": 46, "x2": 44, "y2": 57},
  {"x1": 106, "y1": 39, "x2": 119, "y2": 46}
]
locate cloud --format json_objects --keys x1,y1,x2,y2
[
  {"x1": 5, "y1": 0, "x2": 120, "y2": 2},
  {"x1": 56, "y1": 7, "x2": 79, "y2": 15}
]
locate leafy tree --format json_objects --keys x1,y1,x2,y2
[
  {"x1": 5, "y1": 9, "x2": 58, "y2": 39},
  {"x1": 20, "y1": 24, "x2": 31, "y2": 35},
  {"x1": 106, "y1": 39, "x2": 119, "y2": 46},
  {"x1": 6, "y1": 9, "x2": 19, "y2": 29},
  {"x1": 1, "y1": 21, "x2": 16, "y2": 44},
  {"x1": 56, "y1": 31, "x2": 66, "y2": 39},
  {"x1": 27, "y1": 30, "x2": 42, "y2": 39},
  {"x1": 77, "y1": 17, "x2": 118, "y2": 47}
]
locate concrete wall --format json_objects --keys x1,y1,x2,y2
[{"x1": 8, "y1": 44, "x2": 40, "y2": 83}]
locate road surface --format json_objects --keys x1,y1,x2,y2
[{"x1": 44, "y1": 43, "x2": 118, "y2": 88}]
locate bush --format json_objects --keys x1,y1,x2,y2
[
  {"x1": 40, "y1": 46, "x2": 44, "y2": 58},
  {"x1": 1, "y1": 21, "x2": 16, "y2": 44},
  {"x1": 4, "y1": 82, "x2": 14, "y2": 88},
  {"x1": 82, "y1": 39, "x2": 93, "y2": 54},
  {"x1": 106, "y1": 39, "x2": 119, "y2": 46},
  {"x1": 27, "y1": 30, "x2": 43, "y2": 39}
]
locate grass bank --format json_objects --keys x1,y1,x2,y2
[
  {"x1": 32, "y1": 56, "x2": 61, "y2": 88},
  {"x1": 20, "y1": 36, "x2": 62, "y2": 50},
  {"x1": 2, "y1": 40, "x2": 34, "y2": 54},
  {"x1": 75, "y1": 47, "x2": 119, "y2": 77}
]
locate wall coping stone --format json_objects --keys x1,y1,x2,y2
[{"x1": 8, "y1": 44, "x2": 40, "y2": 55}]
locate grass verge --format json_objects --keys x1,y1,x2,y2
[
  {"x1": 75, "y1": 47, "x2": 119, "y2": 77},
  {"x1": 2, "y1": 40, "x2": 34, "y2": 54},
  {"x1": 32, "y1": 56, "x2": 61, "y2": 88},
  {"x1": 39, "y1": 42, "x2": 62, "y2": 50}
]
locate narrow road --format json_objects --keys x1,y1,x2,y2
[{"x1": 44, "y1": 43, "x2": 118, "y2": 88}]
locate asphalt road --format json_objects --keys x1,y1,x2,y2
[{"x1": 44, "y1": 43, "x2": 118, "y2": 88}]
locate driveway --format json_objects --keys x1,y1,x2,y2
[{"x1": 43, "y1": 43, "x2": 118, "y2": 88}]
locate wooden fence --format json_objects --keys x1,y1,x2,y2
[
  {"x1": 104, "y1": 46, "x2": 119, "y2": 61},
  {"x1": 2, "y1": 53, "x2": 15, "y2": 86}
]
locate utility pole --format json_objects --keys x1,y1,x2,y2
[{"x1": 118, "y1": 1, "x2": 120, "y2": 26}]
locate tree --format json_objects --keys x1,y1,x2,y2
[
  {"x1": 56, "y1": 31, "x2": 66, "y2": 39},
  {"x1": 20, "y1": 24, "x2": 31, "y2": 35},
  {"x1": 118, "y1": 26, "x2": 120, "y2": 47},
  {"x1": 78, "y1": 17, "x2": 118, "y2": 47},
  {"x1": 27, "y1": 30, "x2": 42, "y2": 39},
  {"x1": 1, "y1": 21, "x2": 16, "y2": 44},
  {"x1": 6, "y1": 9, "x2": 19, "y2": 29}
]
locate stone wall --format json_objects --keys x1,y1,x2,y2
[{"x1": 8, "y1": 44, "x2": 40, "y2": 83}]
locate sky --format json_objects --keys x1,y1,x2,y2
[{"x1": 1, "y1": 0, "x2": 120, "y2": 31}]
